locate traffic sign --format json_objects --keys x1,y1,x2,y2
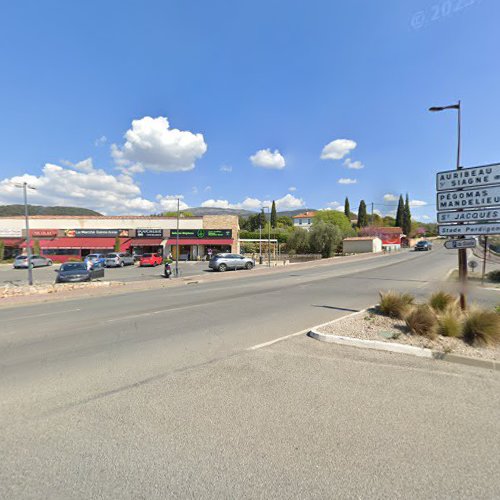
[
  {"x1": 444, "y1": 239, "x2": 477, "y2": 250},
  {"x1": 436, "y1": 163, "x2": 500, "y2": 191},
  {"x1": 437, "y1": 208, "x2": 500, "y2": 224},
  {"x1": 437, "y1": 185, "x2": 500, "y2": 212},
  {"x1": 439, "y1": 222, "x2": 500, "y2": 236}
]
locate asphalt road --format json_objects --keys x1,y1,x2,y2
[{"x1": 1, "y1": 246, "x2": 499, "y2": 498}]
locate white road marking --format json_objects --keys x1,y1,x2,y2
[{"x1": 10, "y1": 308, "x2": 81, "y2": 321}]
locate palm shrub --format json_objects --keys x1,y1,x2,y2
[
  {"x1": 462, "y1": 308, "x2": 500, "y2": 347},
  {"x1": 378, "y1": 291, "x2": 415, "y2": 319},
  {"x1": 429, "y1": 291, "x2": 456, "y2": 313},
  {"x1": 437, "y1": 305, "x2": 463, "y2": 338},
  {"x1": 405, "y1": 304, "x2": 438, "y2": 339}
]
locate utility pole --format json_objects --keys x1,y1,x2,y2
[
  {"x1": 481, "y1": 236, "x2": 488, "y2": 285},
  {"x1": 14, "y1": 182, "x2": 35, "y2": 286},
  {"x1": 429, "y1": 101, "x2": 466, "y2": 309},
  {"x1": 175, "y1": 198, "x2": 180, "y2": 277},
  {"x1": 371, "y1": 202, "x2": 374, "y2": 225},
  {"x1": 259, "y1": 220, "x2": 262, "y2": 265}
]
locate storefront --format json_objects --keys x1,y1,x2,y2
[
  {"x1": 166, "y1": 229, "x2": 233, "y2": 260},
  {"x1": 129, "y1": 229, "x2": 165, "y2": 256}
]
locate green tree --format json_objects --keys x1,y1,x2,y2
[
  {"x1": 162, "y1": 211, "x2": 194, "y2": 217},
  {"x1": 259, "y1": 209, "x2": 266, "y2": 229},
  {"x1": 114, "y1": 236, "x2": 121, "y2": 252},
  {"x1": 271, "y1": 201, "x2": 277, "y2": 229},
  {"x1": 276, "y1": 215, "x2": 293, "y2": 228},
  {"x1": 286, "y1": 228, "x2": 310, "y2": 254},
  {"x1": 403, "y1": 193, "x2": 412, "y2": 236},
  {"x1": 33, "y1": 240, "x2": 41, "y2": 255},
  {"x1": 357, "y1": 200, "x2": 368, "y2": 228},
  {"x1": 309, "y1": 222, "x2": 343, "y2": 258},
  {"x1": 313, "y1": 210, "x2": 352, "y2": 234},
  {"x1": 395, "y1": 195, "x2": 404, "y2": 228},
  {"x1": 0, "y1": 240, "x2": 4, "y2": 261},
  {"x1": 344, "y1": 197, "x2": 350, "y2": 219}
]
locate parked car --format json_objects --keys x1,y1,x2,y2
[
  {"x1": 414, "y1": 240, "x2": 433, "y2": 251},
  {"x1": 13, "y1": 254, "x2": 53, "y2": 268},
  {"x1": 139, "y1": 253, "x2": 163, "y2": 267},
  {"x1": 209, "y1": 253, "x2": 255, "y2": 272},
  {"x1": 104, "y1": 252, "x2": 135, "y2": 267},
  {"x1": 84, "y1": 253, "x2": 107, "y2": 266},
  {"x1": 132, "y1": 253, "x2": 143, "y2": 262},
  {"x1": 55, "y1": 262, "x2": 105, "y2": 283}
]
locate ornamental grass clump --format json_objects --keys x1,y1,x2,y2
[
  {"x1": 462, "y1": 308, "x2": 500, "y2": 347},
  {"x1": 404, "y1": 304, "x2": 438, "y2": 339},
  {"x1": 378, "y1": 291, "x2": 415, "y2": 319},
  {"x1": 437, "y1": 305, "x2": 464, "y2": 338},
  {"x1": 429, "y1": 291, "x2": 456, "y2": 313}
]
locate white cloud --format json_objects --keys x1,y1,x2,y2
[
  {"x1": 383, "y1": 193, "x2": 398, "y2": 202},
  {"x1": 410, "y1": 199, "x2": 428, "y2": 207},
  {"x1": 201, "y1": 194, "x2": 305, "y2": 211},
  {"x1": 288, "y1": 186, "x2": 297, "y2": 192},
  {"x1": 325, "y1": 201, "x2": 344, "y2": 212},
  {"x1": 338, "y1": 178, "x2": 357, "y2": 185},
  {"x1": 94, "y1": 135, "x2": 107, "y2": 147},
  {"x1": 0, "y1": 161, "x2": 160, "y2": 215},
  {"x1": 250, "y1": 148, "x2": 286, "y2": 169},
  {"x1": 112, "y1": 116, "x2": 207, "y2": 173},
  {"x1": 420, "y1": 215, "x2": 431, "y2": 220},
  {"x1": 219, "y1": 164, "x2": 232, "y2": 173},
  {"x1": 191, "y1": 186, "x2": 199, "y2": 195},
  {"x1": 204, "y1": 185, "x2": 212, "y2": 192},
  {"x1": 321, "y1": 139, "x2": 356, "y2": 160},
  {"x1": 155, "y1": 194, "x2": 189, "y2": 212},
  {"x1": 344, "y1": 158, "x2": 364, "y2": 169}
]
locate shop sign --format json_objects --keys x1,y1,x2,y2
[
  {"x1": 170, "y1": 229, "x2": 232, "y2": 239},
  {"x1": 438, "y1": 222, "x2": 500, "y2": 236},
  {"x1": 437, "y1": 208, "x2": 500, "y2": 224},
  {"x1": 436, "y1": 185, "x2": 500, "y2": 212},
  {"x1": 436, "y1": 163, "x2": 500, "y2": 191},
  {"x1": 136, "y1": 229, "x2": 164, "y2": 238},
  {"x1": 64, "y1": 229, "x2": 129, "y2": 238},
  {"x1": 30, "y1": 229, "x2": 58, "y2": 238},
  {"x1": 0, "y1": 228, "x2": 22, "y2": 237}
]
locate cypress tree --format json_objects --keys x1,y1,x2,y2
[
  {"x1": 271, "y1": 200, "x2": 277, "y2": 229},
  {"x1": 344, "y1": 197, "x2": 350, "y2": 219},
  {"x1": 403, "y1": 193, "x2": 412, "y2": 235},
  {"x1": 357, "y1": 200, "x2": 368, "y2": 228},
  {"x1": 395, "y1": 195, "x2": 404, "y2": 228}
]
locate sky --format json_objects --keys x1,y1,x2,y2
[{"x1": 0, "y1": 0, "x2": 499, "y2": 222}]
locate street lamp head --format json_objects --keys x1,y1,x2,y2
[
  {"x1": 429, "y1": 106, "x2": 445, "y2": 112},
  {"x1": 429, "y1": 103, "x2": 460, "y2": 112}
]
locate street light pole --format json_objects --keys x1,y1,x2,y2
[
  {"x1": 175, "y1": 198, "x2": 180, "y2": 277},
  {"x1": 263, "y1": 206, "x2": 271, "y2": 267},
  {"x1": 429, "y1": 101, "x2": 467, "y2": 309},
  {"x1": 259, "y1": 215, "x2": 263, "y2": 265},
  {"x1": 14, "y1": 182, "x2": 36, "y2": 286}
]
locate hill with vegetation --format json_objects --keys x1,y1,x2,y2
[{"x1": 0, "y1": 205, "x2": 102, "y2": 216}]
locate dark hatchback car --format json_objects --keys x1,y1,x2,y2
[
  {"x1": 414, "y1": 240, "x2": 433, "y2": 251},
  {"x1": 55, "y1": 262, "x2": 105, "y2": 283}
]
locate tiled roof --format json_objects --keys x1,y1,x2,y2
[
  {"x1": 293, "y1": 211, "x2": 316, "y2": 219},
  {"x1": 343, "y1": 237, "x2": 380, "y2": 241}
]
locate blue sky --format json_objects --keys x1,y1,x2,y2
[{"x1": 0, "y1": 0, "x2": 498, "y2": 221}]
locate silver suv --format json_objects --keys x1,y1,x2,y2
[
  {"x1": 209, "y1": 253, "x2": 255, "y2": 272},
  {"x1": 105, "y1": 252, "x2": 135, "y2": 268}
]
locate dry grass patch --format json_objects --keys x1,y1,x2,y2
[
  {"x1": 404, "y1": 304, "x2": 438, "y2": 339},
  {"x1": 462, "y1": 308, "x2": 500, "y2": 347},
  {"x1": 437, "y1": 305, "x2": 464, "y2": 338},
  {"x1": 429, "y1": 291, "x2": 456, "y2": 313},
  {"x1": 378, "y1": 291, "x2": 414, "y2": 319}
]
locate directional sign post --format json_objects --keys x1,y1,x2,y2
[
  {"x1": 436, "y1": 163, "x2": 500, "y2": 191},
  {"x1": 437, "y1": 185, "x2": 500, "y2": 212},
  {"x1": 437, "y1": 208, "x2": 500, "y2": 224},
  {"x1": 444, "y1": 239, "x2": 476, "y2": 250},
  {"x1": 438, "y1": 222, "x2": 500, "y2": 236}
]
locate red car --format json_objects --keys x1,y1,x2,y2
[{"x1": 139, "y1": 253, "x2": 163, "y2": 267}]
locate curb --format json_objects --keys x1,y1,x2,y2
[{"x1": 308, "y1": 308, "x2": 498, "y2": 371}]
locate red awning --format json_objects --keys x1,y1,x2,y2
[
  {"x1": 21, "y1": 237, "x2": 131, "y2": 248},
  {"x1": 166, "y1": 239, "x2": 233, "y2": 246},
  {"x1": 0, "y1": 238, "x2": 24, "y2": 246},
  {"x1": 130, "y1": 238, "x2": 164, "y2": 246}
]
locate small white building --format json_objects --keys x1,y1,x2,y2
[
  {"x1": 292, "y1": 211, "x2": 316, "y2": 231},
  {"x1": 343, "y1": 236, "x2": 382, "y2": 254}
]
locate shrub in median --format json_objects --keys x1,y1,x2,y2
[
  {"x1": 487, "y1": 270, "x2": 500, "y2": 283},
  {"x1": 437, "y1": 306, "x2": 463, "y2": 338},
  {"x1": 462, "y1": 308, "x2": 500, "y2": 347},
  {"x1": 404, "y1": 304, "x2": 438, "y2": 339},
  {"x1": 429, "y1": 291, "x2": 456, "y2": 313},
  {"x1": 379, "y1": 291, "x2": 414, "y2": 319}
]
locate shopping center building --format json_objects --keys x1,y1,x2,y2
[{"x1": 0, "y1": 214, "x2": 239, "y2": 262}]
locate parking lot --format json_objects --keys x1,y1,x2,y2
[{"x1": 0, "y1": 261, "x2": 211, "y2": 285}]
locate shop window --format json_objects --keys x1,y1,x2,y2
[{"x1": 42, "y1": 249, "x2": 80, "y2": 256}]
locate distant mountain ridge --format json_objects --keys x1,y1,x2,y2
[
  {"x1": 0, "y1": 205, "x2": 102, "y2": 216},
  {"x1": 187, "y1": 207, "x2": 317, "y2": 218}
]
